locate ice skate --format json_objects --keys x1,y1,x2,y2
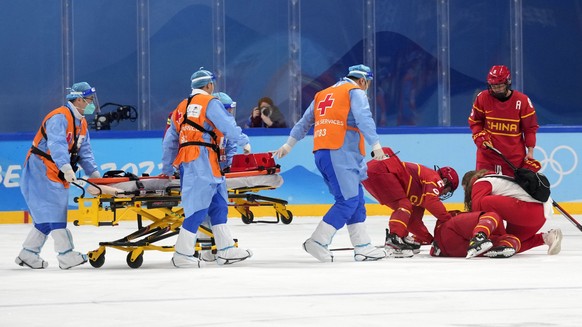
[
  {"x1": 173, "y1": 227, "x2": 205, "y2": 268},
  {"x1": 466, "y1": 232, "x2": 493, "y2": 259},
  {"x1": 403, "y1": 236, "x2": 421, "y2": 254},
  {"x1": 483, "y1": 246, "x2": 516, "y2": 258},
  {"x1": 57, "y1": 251, "x2": 88, "y2": 269},
  {"x1": 212, "y1": 223, "x2": 252, "y2": 265},
  {"x1": 348, "y1": 222, "x2": 386, "y2": 261},
  {"x1": 15, "y1": 227, "x2": 48, "y2": 269},
  {"x1": 303, "y1": 238, "x2": 334, "y2": 262},
  {"x1": 15, "y1": 249, "x2": 48, "y2": 269},
  {"x1": 216, "y1": 247, "x2": 253, "y2": 265},
  {"x1": 197, "y1": 250, "x2": 217, "y2": 262},
  {"x1": 354, "y1": 244, "x2": 386, "y2": 261},
  {"x1": 52, "y1": 228, "x2": 87, "y2": 269},
  {"x1": 172, "y1": 253, "x2": 205, "y2": 268},
  {"x1": 384, "y1": 230, "x2": 414, "y2": 258},
  {"x1": 304, "y1": 221, "x2": 337, "y2": 262},
  {"x1": 543, "y1": 229, "x2": 563, "y2": 255}
]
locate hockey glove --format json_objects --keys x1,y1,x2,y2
[
  {"x1": 472, "y1": 130, "x2": 492, "y2": 149},
  {"x1": 522, "y1": 158, "x2": 542, "y2": 172}
]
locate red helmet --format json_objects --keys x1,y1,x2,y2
[
  {"x1": 487, "y1": 65, "x2": 511, "y2": 85},
  {"x1": 436, "y1": 166, "x2": 459, "y2": 200}
]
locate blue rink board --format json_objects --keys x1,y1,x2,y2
[{"x1": 0, "y1": 127, "x2": 580, "y2": 211}]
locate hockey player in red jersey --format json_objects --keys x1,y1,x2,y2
[
  {"x1": 363, "y1": 147, "x2": 459, "y2": 257},
  {"x1": 462, "y1": 169, "x2": 562, "y2": 255},
  {"x1": 468, "y1": 65, "x2": 539, "y2": 176},
  {"x1": 430, "y1": 210, "x2": 521, "y2": 258}
]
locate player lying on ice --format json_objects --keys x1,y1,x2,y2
[{"x1": 430, "y1": 210, "x2": 522, "y2": 258}]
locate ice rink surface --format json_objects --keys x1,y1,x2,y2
[{"x1": 1, "y1": 214, "x2": 581, "y2": 327}]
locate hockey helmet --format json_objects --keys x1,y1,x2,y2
[
  {"x1": 487, "y1": 65, "x2": 512, "y2": 99},
  {"x1": 435, "y1": 166, "x2": 459, "y2": 201},
  {"x1": 487, "y1": 65, "x2": 511, "y2": 85}
]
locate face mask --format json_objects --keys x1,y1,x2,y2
[{"x1": 84, "y1": 102, "x2": 96, "y2": 115}]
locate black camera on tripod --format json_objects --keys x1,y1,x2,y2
[{"x1": 91, "y1": 102, "x2": 138, "y2": 130}]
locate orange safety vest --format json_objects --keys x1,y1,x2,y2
[
  {"x1": 26, "y1": 106, "x2": 88, "y2": 185},
  {"x1": 312, "y1": 83, "x2": 365, "y2": 155},
  {"x1": 171, "y1": 94, "x2": 224, "y2": 177}
]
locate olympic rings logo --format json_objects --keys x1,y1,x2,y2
[{"x1": 536, "y1": 145, "x2": 578, "y2": 187}]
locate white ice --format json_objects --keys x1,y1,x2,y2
[{"x1": 1, "y1": 215, "x2": 581, "y2": 327}]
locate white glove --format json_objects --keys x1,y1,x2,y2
[
  {"x1": 89, "y1": 171, "x2": 101, "y2": 179},
  {"x1": 371, "y1": 142, "x2": 386, "y2": 161},
  {"x1": 61, "y1": 164, "x2": 77, "y2": 182},
  {"x1": 243, "y1": 143, "x2": 251, "y2": 154},
  {"x1": 274, "y1": 137, "x2": 297, "y2": 159},
  {"x1": 274, "y1": 144, "x2": 292, "y2": 159}
]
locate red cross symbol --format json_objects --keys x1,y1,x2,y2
[{"x1": 317, "y1": 94, "x2": 334, "y2": 116}]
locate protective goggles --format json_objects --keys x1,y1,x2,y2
[
  {"x1": 224, "y1": 102, "x2": 236, "y2": 110},
  {"x1": 69, "y1": 87, "x2": 97, "y2": 98},
  {"x1": 349, "y1": 70, "x2": 374, "y2": 80},
  {"x1": 191, "y1": 73, "x2": 216, "y2": 85}
]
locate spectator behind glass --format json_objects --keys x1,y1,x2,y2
[{"x1": 246, "y1": 97, "x2": 287, "y2": 128}]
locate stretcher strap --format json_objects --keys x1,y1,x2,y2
[
  {"x1": 87, "y1": 176, "x2": 170, "y2": 185},
  {"x1": 225, "y1": 167, "x2": 280, "y2": 178}
]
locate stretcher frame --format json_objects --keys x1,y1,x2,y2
[
  {"x1": 73, "y1": 180, "x2": 220, "y2": 268},
  {"x1": 71, "y1": 164, "x2": 290, "y2": 268},
  {"x1": 225, "y1": 168, "x2": 293, "y2": 224}
]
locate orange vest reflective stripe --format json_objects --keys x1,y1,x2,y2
[
  {"x1": 312, "y1": 83, "x2": 365, "y2": 155},
  {"x1": 171, "y1": 94, "x2": 224, "y2": 177},
  {"x1": 27, "y1": 106, "x2": 88, "y2": 185}
]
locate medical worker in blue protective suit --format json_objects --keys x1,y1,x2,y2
[
  {"x1": 162, "y1": 69, "x2": 253, "y2": 268},
  {"x1": 196, "y1": 92, "x2": 239, "y2": 263},
  {"x1": 16, "y1": 82, "x2": 101, "y2": 269},
  {"x1": 274, "y1": 64, "x2": 388, "y2": 262},
  {"x1": 213, "y1": 92, "x2": 238, "y2": 173}
]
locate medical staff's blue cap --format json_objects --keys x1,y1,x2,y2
[
  {"x1": 213, "y1": 92, "x2": 236, "y2": 109},
  {"x1": 347, "y1": 64, "x2": 374, "y2": 80},
  {"x1": 66, "y1": 82, "x2": 96, "y2": 100},
  {"x1": 191, "y1": 68, "x2": 216, "y2": 89}
]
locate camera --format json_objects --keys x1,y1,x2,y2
[
  {"x1": 261, "y1": 106, "x2": 272, "y2": 117},
  {"x1": 91, "y1": 102, "x2": 138, "y2": 130}
]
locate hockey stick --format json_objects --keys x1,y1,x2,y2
[
  {"x1": 552, "y1": 201, "x2": 582, "y2": 232},
  {"x1": 330, "y1": 245, "x2": 387, "y2": 252},
  {"x1": 329, "y1": 247, "x2": 354, "y2": 251},
  {"x1": 485, "y1": 144, "x2": 582, "y2": 232},
  {"x1": 484, "y1": 143, "x2": 518, "y2": 170}
]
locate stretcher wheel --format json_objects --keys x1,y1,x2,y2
[
  {"x1": 280, "y1": 210, "x2": 293, "y2": 224},
  {"x1": 89, "y1": 252, "x2": 105, "y2": 268},
  {"x1": 126, "y1": 251, "x2": 144, "y2": 269},
  {"x1": 241, "y1": 211, "x2": 254, "y2": 224}
]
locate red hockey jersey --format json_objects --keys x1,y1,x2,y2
[{"x1": 468, "y1": 90, "x2": 538, "y2": 175}]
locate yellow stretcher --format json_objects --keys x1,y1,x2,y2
[
  {"x1": 73, "y1": 177, "x2": 218, "y2": 268},
  {"x1": 225, "y1": 171, "x2": 292, "y2": 224},
  {"x1": 224, "y1": 152, "x2": 292, "y2": 224},
  {"x1": 72, "y1": 154, "x2": 290, "y2": 268}
]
